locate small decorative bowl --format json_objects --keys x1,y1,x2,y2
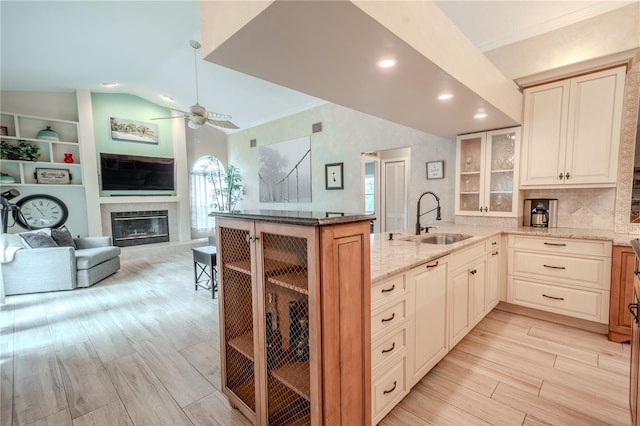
[
  {"x1": 37, "y1": 126, "x2": 60, "y2": 141},
  {"x1": 0, "y1": 174, "x2": 16, "y2": 183}
]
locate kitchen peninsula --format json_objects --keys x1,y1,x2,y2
[
  {"x1": 369, "y1": 221, "x2": 634, "y2": 422},
  {"x1": 212, "y1": 210, "x2": 374, "y2": 425}
]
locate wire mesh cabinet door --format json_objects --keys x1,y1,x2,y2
[
  {"x1": 256, "y1": 223, "x2": 317, "y2": 425},
  {"x1": 218, "y1": 219, "x2": 259, "y2": 423}
]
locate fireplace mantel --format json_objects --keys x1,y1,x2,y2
[{"x1": 99, "y1": 196, "x2": 180, "y2": 205}]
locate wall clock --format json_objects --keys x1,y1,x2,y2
[{"x1": 14, "y1": 194, "x2": 68, "y2": 229}]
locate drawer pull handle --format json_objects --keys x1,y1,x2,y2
[
  {"x1": 381, "y1": 313, "x2": 395, "y2": 323},
  {"x1": 543, "y1": 294, "x2": 565, "y2": 301},
  {"x1": 470, "y1": 269, "x2": 477, "y2": 275},
  {"x1": 491, "y1": 241, "x2": 497, "y2": 245},
  {"x1": 426, "y1": 261, "x2": 439, "y2": 269},
  {"x1": 382, "y1": 342, "x2": 396, "y2": 354},
  {"x1": 543, "y1": 242, "x2": 566, "y2": 247},
  {"x1": 543, "y1": 264, "x2": 566, "y2": 270},
  {"x1": 383, "y1": 381, "x2": 397, "y2": 395},
  {"x1": 381, "y1": 284, "x2": 395, "y2": 293},
  {"x1": 492, "y1": 251, "x2": 499, "y2": 256}
]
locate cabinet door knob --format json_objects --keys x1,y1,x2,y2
[
  {"x1": 565, "y1": 172, "x2": 570, "y2": 179},
  {"x1": 484, "y1": 206, "x2": 488, "y2": 213},
  {"x1": 479, "y1": 207, "x2": 483, "y2": 213},
  {"x1": 492, "y1": 251, "x2": 499, "y2": 256},
  {"x1": 381, "y1": 284, "x2": 395, "y2": 294},
  {"x1": 383, "y1": 381, "x2": 397, "y2": 395},
  {"x1": 559, "y1": 173, "x2": 564, "y2": 180}
]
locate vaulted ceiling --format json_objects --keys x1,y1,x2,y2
[{"x1": 0, "y1": 1, "x2": 634, "y2": 134}]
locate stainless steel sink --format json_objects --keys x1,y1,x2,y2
[{"x1": 416, "y1": 234, "x2": 472, "y2": 245}]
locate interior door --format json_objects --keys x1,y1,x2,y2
[{"x1": 383, "y1": 160, "x2": 406, "y2": 232}]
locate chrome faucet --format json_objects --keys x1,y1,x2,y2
[{"x1": 416, "y1": 191, "x2": 442, "y2": 235}]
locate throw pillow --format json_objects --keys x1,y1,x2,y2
[
  {"x1": 51, "y1": 226, "x2": 76, "y2": 248},
  {"x1": 19, "y1": 231, "x2": 58, "y2": 248}
]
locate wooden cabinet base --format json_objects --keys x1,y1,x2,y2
[{"x1": 609, "y1": 245, "x2": 635, "y2": 342}]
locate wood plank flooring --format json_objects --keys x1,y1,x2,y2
[{"x1": 0, "y1": 250, "x2": 631, "y2": 425}]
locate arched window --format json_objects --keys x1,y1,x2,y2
[{"x1": 190, "y1": 156, "x2": 227, "y2": 231}]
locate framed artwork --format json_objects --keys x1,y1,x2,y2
[
  {"x1": 110, "y1": 117, "x2": 158, "y2": 144},
  {"x1": 34, "y1": 168, "x2": 72, "y2": 184},
  {"x1": 258, "y1": 136, "x2": 311, "y2": 202},
  {"x1": 426, "y1": 160, "x2": 444, "y2": 179},
  {"x1": 325, "y1": 162, "x2": 343, "y2": 190}
]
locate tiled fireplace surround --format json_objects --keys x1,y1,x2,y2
[{"x1": 100, "y1": 202, "x2": 179, "y2": 246}]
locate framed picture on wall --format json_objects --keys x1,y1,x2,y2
[
  {"x1": 426, "y1": 160, "x2": 444, "y2": 179},
  {"x1": 325, "y1": 162, "x2": 344, "y2": 190},
  {"x1": 110, "y1": 117, "x2": 158, "y2": 144}
]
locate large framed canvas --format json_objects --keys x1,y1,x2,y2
[
  {"x1": 110, "y1": 117, "x2": 158, "y2": 144},
  {"x1": 259, "y1": 136, "x2": 311, "y2": 202}
]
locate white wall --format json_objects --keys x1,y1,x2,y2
[
  {"x1": 485, "y1": 3, "x2": 640, "y2": 81},
  {"x1": 227, "y1": 103, "x2": 456, "y2": 228}
]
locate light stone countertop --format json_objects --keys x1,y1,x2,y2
[{"x1": 370, "y1": 222, "x2": 640, "y2": 283}]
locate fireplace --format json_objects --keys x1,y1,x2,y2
[{"x1": 110, "y1": 210, "x2": 169, "y2": 247}]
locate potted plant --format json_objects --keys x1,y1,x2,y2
[
  {"x1": 0, "y1": 140, "x2": 40, "y2": 161},
  {"x1": 208, "y1": 164, "x2": 246, "y2": 212}
]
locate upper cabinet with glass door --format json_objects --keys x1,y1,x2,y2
[{"x1": 455, "y1": 127, "x2": 521, "y2": 217}]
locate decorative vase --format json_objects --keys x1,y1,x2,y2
[
  {"x1": 37, "y1": 126, "x2": 60, "y2": 141},
  {"x1": 63, "y1": 153, "x2": 74, "y2": 163}
]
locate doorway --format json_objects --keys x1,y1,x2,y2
[{"x1": 361, "y1": 147, "x2": 410, "y2": 233}]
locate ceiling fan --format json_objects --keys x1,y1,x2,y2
[{"x1": 151, "y1": 40, "x2": 239, "y2": 130}]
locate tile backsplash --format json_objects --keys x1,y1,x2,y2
[
  {"x1": 455, "y1": 188, "x2": 616, "y2": 230},
  {"x1": 522, "y1": 188, "x2": 616, "y2": 230}
]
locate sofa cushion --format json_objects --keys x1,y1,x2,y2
[
  {"x1": 51, "y1": 226, "x2": 76, "y2": 248},
  {"x1": 75, "y1": 246, "x2": 121, "y2": 270},
  {"x1": 20, "y1": 231, "x2": 58, "y2": 248}
]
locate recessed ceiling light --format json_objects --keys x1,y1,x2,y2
[
  {"x1": 438, "y1": 93, "x2": 454, "y2": 101},
  {"x1": 161, "y1": 95, "x2": 174, "y2": 102},
  {"x1": 377, "y1": 58, "x2": 397, "y2": 68},
  {"x1": 474, "y1": 112, "x2": 488, "y2": 119},
  {"x1": 101, "y1": 82, "x2": 118, "y2": 88}
]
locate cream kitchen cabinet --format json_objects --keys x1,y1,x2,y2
[
  {"x1": 448, "y1": 242, "x2": 487, "y2": 348},
  {"x1": 371, "y1": 272, "x2": 409, "y2": 424},
  {"x1": 507, "y1": 234, "x2": 612, "y2": 323},
  {"x1": 407, "y1": 256, "x2": 448, "y2": 388},
  {"x1": 455, "y1": 127, "x2": 521, "y2": 217},
  {"x1": 486, "y1": 235, "x2": 502, "y2": 311},
  {"x1": 520, "y1": 66, "x2": 625, "y2": 188}
]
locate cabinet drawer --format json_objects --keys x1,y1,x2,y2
[
  {"x1": 371, "y1": 299, "x2": 407, "y2": 341},
  {"x1": 450, "y1": 242, "x2": 485, "y2": 271},
  {"x1": 509, "y1": 250, "x2": 611, "y2": 290},
  {"x1": 507, "y1": 277, "x2": 609, "y2": 323},
  {"x1": 372, "y1": 357, "x2": 407, "y2": 421},
  {"x1": 371, "y1": 273, "x2": 406, "y2": 307},
  {"x1": 508, "y1": 234, "x2": 611, "y2": 257},
  {"x1": 486, "y1": 235, "x2": 500, "y2": 251},
  {"x1": 372, "y1": 327, "x2": 406, "y2": 371}
]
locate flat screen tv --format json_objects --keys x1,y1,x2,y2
[{"x1": 100, "y1": 153, "x2": 175, "y2": 191}]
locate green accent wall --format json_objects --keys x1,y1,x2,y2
[{"x1": 91, "y1": 93, "x2": 173, "y2": 157}]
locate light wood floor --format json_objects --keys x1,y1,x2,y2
[{"x1": 0, "y1": 250, "x2": 631, "y2": 426}]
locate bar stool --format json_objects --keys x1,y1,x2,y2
[{"x1": 192, "y1": 245, "x2": 217, "y2": 298}]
